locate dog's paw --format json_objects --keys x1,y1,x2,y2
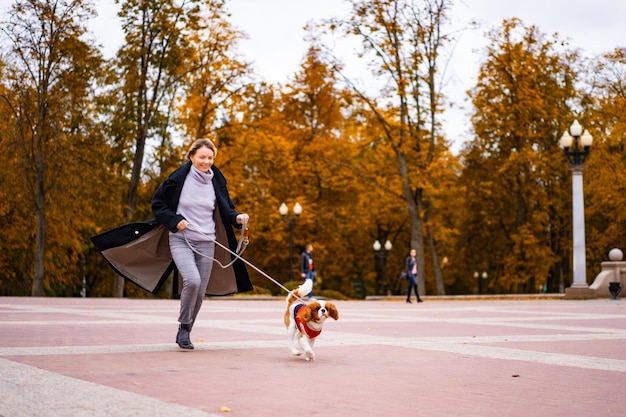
[
  {"x1": 305, "y1": 351, "x2": 315, "y2": 361},
  {"x1": 290, "y1": 348, "x2": 302, "y2": 356}
]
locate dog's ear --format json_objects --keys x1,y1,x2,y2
[
  {"x1": 300, "y1": 304, "x2": 314, "y2": 322},
  {"x1": 326, "y1": 302, "x2": 339, "y2": 320}
]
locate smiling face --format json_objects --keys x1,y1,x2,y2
[{"x1": 190, "y1": 145, "x2": 214, "y2": 173}]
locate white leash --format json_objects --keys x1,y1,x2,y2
[
  {"x1": 181, "y1": 221, "x2": 307, "y2": 303},
  {"x1": 183, "y1": 218, "x2": 249, "y2": 269}
]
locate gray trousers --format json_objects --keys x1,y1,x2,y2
[{"x1": 169, "y1": 235, "x2": 215, "y2": 326}]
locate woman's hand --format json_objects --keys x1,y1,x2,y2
[
  {"x1": 176, "y1": 219, "x2": 189, "y2": 230},
  {"x1": 236, "y1": 213, "x2": 249, "y2": 225}
]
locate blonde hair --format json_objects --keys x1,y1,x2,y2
[{"x1": 187, "y1": 138, "x2": 217, "y2": 160}]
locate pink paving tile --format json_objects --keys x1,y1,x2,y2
[{"x1": 2, "y1": 297, "x2": 626, "y2": 417}]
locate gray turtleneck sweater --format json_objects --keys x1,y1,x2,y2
[{"x1": 175, "y1": 165, "x2": 216, "y2": 241}]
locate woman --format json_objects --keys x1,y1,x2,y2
[
  {"x1": 405, "y1": 249, "x2": 423, "y2": 303},
  {"x1": 152, "y1": 138, "x2": 251, "y2": 349}
]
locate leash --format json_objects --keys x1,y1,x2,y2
[{"x1": 181, "y1": 221, "x2": 307, "y2": 303}]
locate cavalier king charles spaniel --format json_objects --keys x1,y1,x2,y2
[{"x1": 284, "y1": 280, "x2": 339, "y2": 361}]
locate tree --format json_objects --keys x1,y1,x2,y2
[
  {"x1": 278, "y1": 45, "x2": 367, "y2": 296},
  {"x1": 583, "y1": 48, "x2": 626, "y2": 268},
  {"x1": 176, "y1": 1, "x2": 251, "y2": 141},
  {"x1": 0, "y1": 0, "x2": 103, "y2": 296},
  {"x1": 327, "y1": 0, "x2": 453, "y2": 294},
  {"x1": 214, "y1": 81, "x2": 302, "y2": 295},
  {"x1": 213, "y1": 45, "x2": 370, "y2": 297},
  {"x1": 105, "y1": 0, "x2": 207, "y2": 296},
  {"x1": 0, "y1": 54, "x2": 32, "y2": 295},
  {"x1": 459, "y1": 18, "x2": 579, "y2": 293}
]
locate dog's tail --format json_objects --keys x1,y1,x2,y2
[
  {"x1": 286, "y1": 279, "x2": 312, "y2": 304},
  {"x1": 285, "y1": 280, "x2": 313, "y2": 328}
]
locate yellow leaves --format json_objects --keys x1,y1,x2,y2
[
  {"x1": 458, "y1": 18, "x2": 588, "y2": 293},
  {"x1": 3, "y1": 2, "x2": 624, "y2": 298}
]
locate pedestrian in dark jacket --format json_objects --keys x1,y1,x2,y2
[
  {"x1": 405, "y1": 249, "x2": 423, "y2": 303},
  {"x1": 152, "y1": 138, "x2": 251, "y2": 349}
]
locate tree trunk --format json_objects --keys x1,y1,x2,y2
[
  {"x1": 397, "y1": 152, "x2": 427, "y2": 296},
  {"x1": 31, "y1": 160, "x2": 46, "y2": 296},
  {"x1": 112, "y1": 126, "x2": 148, "y2": 298},
  {"x1": 427, "y1": 224, "x2": 445, "y2": 295},
  {"x1": 411, "y1": 216, "x2": 426, "y2": 296}
]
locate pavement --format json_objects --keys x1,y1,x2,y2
[{"x1": 1, "y1": 295, "x2": 626, "y2": 417}]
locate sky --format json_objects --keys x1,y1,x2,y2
[
  {"x1": 2, "y1": 0, "x2": 625, "y2": 152},
  {"x1": 222, "y1": 0, "x2": 626, "y2": 151}
]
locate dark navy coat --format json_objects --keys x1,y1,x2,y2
[{"x1": 91, "y1": 162, "x2": 252, "y2": 295}]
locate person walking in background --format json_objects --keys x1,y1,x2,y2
[
  {"x1": 300, "y1": 243, "x2": 316, "y2": 299},
  {"x1": 152, "y1": 138, "x2": 252, "y2": 349},
  {"x1": 405, "y1": 249, "x2": 423, "y2": 303}
]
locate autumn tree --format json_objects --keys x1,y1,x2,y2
[
  {"x1": 348, "y1": 106, "x2": 415, "y2": 295},
  {"x1": 214, "y1": 81, "x2": 302, "y2": 295},
  {"x1": 0, "y1": 0, "x2": 105, "y2": 296},
  {"x1": 0, "y1": 54, "x2": 32, "y2": 295},
  {"x1": 103, "y1": 0, "x2": 211, "y2": 296},
  {"x1": 458, "y1": 18, "x2": 579, "y2": 293},
  {"x1": 119, "y1": 1, "x2": 252, "y2": 297},
  {"x1": 136, "y1": 0, "x2": 252, "y2": 224},
  {"x1": 277, "y1": 45, "x2": 370, "y2": 296},
  {"x1": 175, "y1": 1, "x2": 251, "y2": 141},
  {"x1": 327, "y1": 0, "x2": 453, "y2": 294},
  {"x1": 212, "y1": 45, "x2": 369, "y2": 297},
  {"x1": 227, "y1": 41, "x2": 422, "y2": 298},
  {"x1": 583, "y1": 48, "x2": 626, "y2": 266}
]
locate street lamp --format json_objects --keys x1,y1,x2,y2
[
  {"x1": 373, "y1": 239, "x2": 392, "y2": 295},
  {"x1": 560, "y1": 120, "x2": 593, "y2": 296},
  {"x1": 475, "y1": 271, "x2": 488, "y2": 294},
  {"x1": 279, "y1": 202, "x2": 302, "y2": 282}
]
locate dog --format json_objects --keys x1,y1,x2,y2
[{"x1": 284, "y1": 280, "x2": 339, "y2": 361}]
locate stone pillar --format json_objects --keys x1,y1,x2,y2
[{"x1": 564, "y1": 167, "x2": 595, "y2": 299}]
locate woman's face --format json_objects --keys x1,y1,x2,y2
[{"x1": 190, "y1": 146, "x2": 214, "y2": 173}]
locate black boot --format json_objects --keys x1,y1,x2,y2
[{"x1": 176, "y1": 324, "x2": 194, "y2": 349}]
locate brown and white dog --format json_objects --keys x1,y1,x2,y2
[{"x1": 284, "y1": 280, "x2": 339, "y2": 361}]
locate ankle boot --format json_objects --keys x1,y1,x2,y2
[{"x1": 176, "y1": 324, "x2": 194, "y2": 349}]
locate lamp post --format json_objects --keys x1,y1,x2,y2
[
  {"x1": 560, "y1": 120, "x2": 593, "y2": 296},
  {"x1": 373, "y1": 239, "x2": 392, "y2": 295},
  {"x1": 279, "y1": 202, "x2": 302, "y2": 282},
  {"x1": 475, "y1": 271, "x2": 488, "y2": 294}
]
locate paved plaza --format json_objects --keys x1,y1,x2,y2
[{"x1": 1, "y1": 295, "x2": 626, "y2": 417}]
